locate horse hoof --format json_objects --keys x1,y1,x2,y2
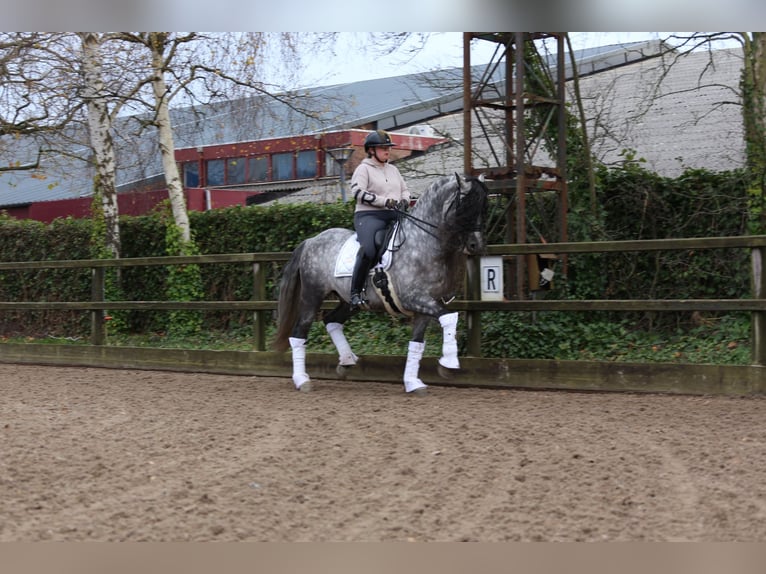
[
  {"x1": 297, "y1": 381, "x2": 313, "y2": 392},
  {"x1": 437, "y1": 364, "x2": 458, "y2": 380},
  {"x1": 336, "y1": 364, "x2": 354, "y2": 379},
  {"x1": 410, "y1": 387, "x2": 428, "y2": 397}
]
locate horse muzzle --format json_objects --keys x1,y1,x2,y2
[{"x1": 462, "y1": 231, "x2": 485, "y2": 255}]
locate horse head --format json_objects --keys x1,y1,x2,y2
[{"x1": 449, "y1": 173, "x2": 489, "y2": 255}]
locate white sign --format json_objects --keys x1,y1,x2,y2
[{"x1": 480, "y1": 256, "x2": 503, "y2": 301}]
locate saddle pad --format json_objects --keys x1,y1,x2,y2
[{"x1": 334, "y1": 231, "x2": 394, "y2": 277}]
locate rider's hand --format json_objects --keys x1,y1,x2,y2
[
  {"x1": 397, "y1": 199, "x2": 409, "y2": 212},
  {"x1": 385, "y1": 198, "x2": 398, "y2": 209}
]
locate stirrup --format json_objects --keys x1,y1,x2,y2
[{"x1": 350, "y1": 292, "x2": 368, "y2": 309}]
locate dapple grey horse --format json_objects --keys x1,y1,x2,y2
[{"x1": 272, "y1": 173, "x2": 489, "y2": 395}]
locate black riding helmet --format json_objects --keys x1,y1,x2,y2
[{"x1": 364, "y1": 129, "x2": 395, "y2": 156}]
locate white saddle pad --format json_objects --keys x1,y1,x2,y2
[{"x1": 334, "y1": 230, "x2": 395, "y2": 277}]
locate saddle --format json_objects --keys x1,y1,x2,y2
[
  {"x1": 333, "y1": 221, "x2": 411, "y2": 316},
  {"x1": 334, "y1": 221, "x2": 398, "y2": 277}
]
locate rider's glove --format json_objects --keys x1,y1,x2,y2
[
  {"x1": 397, "y1": 199, "x2": 409, "y2": 212},
  {"x1": 384, "y1": 198, "x2": 398, "y2": 209}
]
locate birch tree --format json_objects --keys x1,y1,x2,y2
[
  {"x1": 78, "y1": 32, "x2": 121, "y2": 258},
  {"x1": 0, "y1": 33, "x2": 132, "y2": 259},
  {"x1": 144, "y1": 32, "x2": 191, "y2": 246},
  {"x1": 109, "y1": 32, "x2": 323, "y2": 251}
]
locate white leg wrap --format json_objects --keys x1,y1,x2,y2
[
  {"x1": 289, "y1": 337, "x2": 310, "y2": 389},
  {"x1": 438, "y1": 312, "x2": 460, "y2": 370},
  {"x1": 326, "y1": 322, "x2": 358, "y2": 366},
  {"x1": 403, "y1": 340, "x2": 427, "y2": 393}
]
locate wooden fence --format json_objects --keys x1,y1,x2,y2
[{"x1": 0, "y1": 235, "x2": 764, "y2": 395}]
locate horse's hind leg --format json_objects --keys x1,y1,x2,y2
[
  {"x1": 288, "y1": 336, "x2": 312, "y2": 391},
  {"x1": 323, "y1": 303, "x2": 358, "y2": 378},
  {"x1": 288, "y1": 296, "x2": 324, "y2": 392}
]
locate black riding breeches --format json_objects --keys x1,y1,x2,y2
[{"x1": 353, "y1": 210, "x2": 397, "y2": 260}]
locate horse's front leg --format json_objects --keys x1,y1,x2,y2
[{"x1": 437, "y1": 311, "x2": 460, "y2": 371}]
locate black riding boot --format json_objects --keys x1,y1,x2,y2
[{"x1": 350, "y1": 248, "x2": 372, "y2": 309}]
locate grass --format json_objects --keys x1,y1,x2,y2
[{"x1": 2, "y1": 312, "x2": 753, "y2": 365}]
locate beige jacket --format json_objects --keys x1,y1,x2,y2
[{"x1": 350, "y1": 158, "x2": 410, "y2": 212}]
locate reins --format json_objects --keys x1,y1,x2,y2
[
  {"x1": 390, "y1": 180, "x2": 484, "y2": 248},
  {"x1": 390, "y1": 207, "x2": 440, "y2": 247}
]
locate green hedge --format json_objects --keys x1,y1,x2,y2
[
  {"x1": 562, "y1": 166, "x2": 751, "y2": 330},
  {"x1": 0, "y1": 166, "x2": 754, "y2": 352}
]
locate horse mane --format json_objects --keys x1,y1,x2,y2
[
  {"x1": 448, "y1": 175, "x2": 488, "y2": 239},
  {"x1": 411, "y1": 173, "x2": 488, "y2": 252}
]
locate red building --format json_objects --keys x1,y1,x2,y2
[{"x1": 5, "y1": 129, "x2": 445, "y2": 223}]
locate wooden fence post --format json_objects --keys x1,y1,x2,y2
[
  {"x1": 90, "y1": 266, "x2": 106, "y2": 346},
  {"x1": 465, "y1": 256, "x2": 482, "y2": 356},
  {"x1": 753, "y1": 246, "x2": 765, "y2": 365},
  {"x1": 252, "y1": 262, "x2": 266, "y2": 351}
]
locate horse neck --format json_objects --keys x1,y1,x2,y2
[
  {"x1": 407, "y1": 196, "x2": 448, "y2": 248},
  {"x1": 398, "y1": 208, "x2": 467, "y2": 294},
  {"x1": 410, "y1": 185, "x2": 454, "y2": 228},
  {"x1": 407, "y1": 193, "x2": 470, "y2": 261}
]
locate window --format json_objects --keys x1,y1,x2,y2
[
  {"x1": 227, "y1": 158, "x2": 245, "y2": 185},
  {"x1": 206, "y1": 159, "x2": 224, "y2": 186},
  {"x1": 183, "y1": 162, "x2": 199, "y2": 187},
  {"x1": 296, "y1": 150, "x2": 317, "y2": 178},
  {"x1": 325, "y1": 154, "x2": 339, "y2": 177},
  {"x1": 247, "y1": 156, "x2": 268, "y2": 182},
  {"x1": 272, "y1": 152, "x2": 293, "y2": 181}
]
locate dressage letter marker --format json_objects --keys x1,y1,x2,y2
[{"x1": 480, "y1": 256, "x2": 503, "y2": 301}]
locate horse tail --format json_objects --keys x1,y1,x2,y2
[{"x1": 272, "y1": 241, "x2": 306, "y2": 352}]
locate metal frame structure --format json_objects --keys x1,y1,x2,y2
[{"x1": 463, "y1": 32, "x2": 569, "y2": 299}]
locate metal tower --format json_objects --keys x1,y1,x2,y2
[{"x1": 463, "y1": 32, "x2": 569, "y2": 299}]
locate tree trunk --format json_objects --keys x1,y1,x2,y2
[
  {"x1": 148, "y1": 33, "x2": 192, "y2": 246},
  {"x1": 79, "y1": 32, "x2": 121, "y2": 258},
  {"x1": 741, "y1": 32, "x2": 766, "y2": 234}
]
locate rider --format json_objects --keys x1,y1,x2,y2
[{"x1": 348, "y1": 129, "x2": 410, "y2": 309}]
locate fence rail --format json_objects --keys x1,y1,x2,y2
[{"x1": 1, "y1": 235, "x2": 764, "y2": 365}]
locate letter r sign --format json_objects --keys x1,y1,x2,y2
[{"x1": 480, "y1": 256, "x2": 503, "y2": 301}]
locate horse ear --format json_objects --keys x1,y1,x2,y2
[{"x1": 454, "y1": 172, "x2": 470, "y2": 191}]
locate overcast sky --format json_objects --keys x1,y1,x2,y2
[{"x1": 295, "y1": 32, "x2": 665, "y2": 89}]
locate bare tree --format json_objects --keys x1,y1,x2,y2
[
  {"x1": 1, "y1": 32, "x2": 136, "y2": 259},
  {"x1": 107, "y1": 32, "x2": 340, "y2": 249},
  {"x1": 739, "y1": 32, "x2": 766, "y2": 234},
  {"x1": 643, "y1": 32, "x2": 765, "y2": 234},
  {"x1": 1, "y1": 31, "x2": 428, "y2": 253},
  {"x1": 0, "y1": 33, "x2": 83, "y2": 137},
  {"x1": 0, "y1": 32, "x2": 89, "y2": 194}
]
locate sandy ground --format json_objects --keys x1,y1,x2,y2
[{"x1": 1, "y1": 363, "x2": 766, "y2": 542}]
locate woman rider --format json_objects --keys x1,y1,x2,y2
[{"x1": 348, "y1": 129, "x2": 410, "y2": 309}]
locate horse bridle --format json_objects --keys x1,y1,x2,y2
[{"x1": 389, "y1": 175, "x2": 485, "y2": 248}]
